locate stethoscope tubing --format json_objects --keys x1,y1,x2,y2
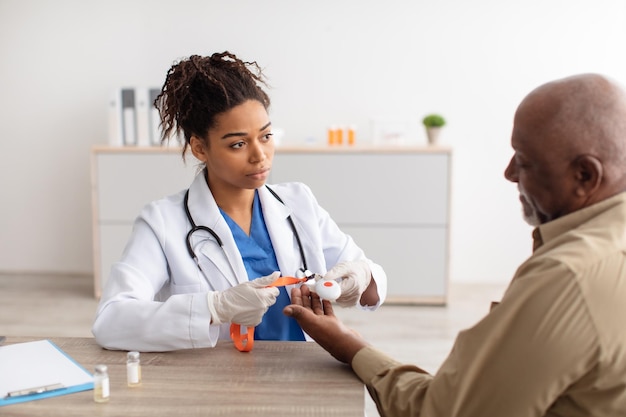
[
  {"x1": 183, "y1": 186, "x2": 308, "y2": 273},
  {"x1": 184, "y1": 190, "x2": 223, "y2": 260}
]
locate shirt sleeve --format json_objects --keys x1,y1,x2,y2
[{"x1": 352, "y1": 259, "x2": 599, "y2": 417}]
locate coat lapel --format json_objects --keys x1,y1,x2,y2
[
  {"x1": 186, "y1": 173, "x2": 247, "y2": 287},
  {"x1": 259, "y1": 186, "x2": 303, "y2": 278}
]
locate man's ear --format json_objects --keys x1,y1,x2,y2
[
  {"x1": 573, "y1": 154, "x2": 603, "y2": 197},
  {"x1": 189, "y1": 135, "x2": 207, "y2": 163}
]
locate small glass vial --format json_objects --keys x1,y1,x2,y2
[
  {"x1": 126, "y1": 351, "x2": 142, "y2": 387},
  {"x1": 93, "y1": 364, "x2": 110, "y2": 403}
]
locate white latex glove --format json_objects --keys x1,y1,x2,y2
[
  {"x1": 207, "y1": 272, "x2": 280, "y2": 326},
  {"x1": 322, "y1": 261, "x2": 372, "y2": 307}
]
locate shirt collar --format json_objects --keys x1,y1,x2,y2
[{"x1": 532, "y1": 192, "x2": 626, "y2": 251}]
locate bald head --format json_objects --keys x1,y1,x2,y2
[
  {"x1": 525, "y1": 74, "x2": 626, "y2": 162},
  {"x1": 505, "y1": 74, "x2": 626, "y2": 224},
  {"x1": 516, "y1": 74, "x2": 626, "y2": 196}
]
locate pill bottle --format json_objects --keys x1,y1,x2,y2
[
  {"x1": 93, "y1": 364, "x2": 110, "y2": 403},
  {"x1": 126, "y1": 351, "x2": 142, "y2": 387},
  {"x1": 335, "y1": 127, "x2": 344, "y2": 145},
  {"x1": 347, "y1": 126, "x2": 356, "y2": 146},
  {"x1": 327, "y1": 126, "x2": 336, "y2": 145}
]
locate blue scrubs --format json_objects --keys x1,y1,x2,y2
[{"x1": 219, "y1": 191, "x2": 305, "y2": 341}]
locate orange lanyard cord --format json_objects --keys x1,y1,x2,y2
[{"x1": 230, "y1": 276, "x2": 310, "y2": 352}]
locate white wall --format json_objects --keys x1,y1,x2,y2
[{"x1": 1, "y1": 0, "x2": 625, "y2": 283}]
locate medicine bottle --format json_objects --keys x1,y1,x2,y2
[
  {"x1": 327, "y1": 126, "x2": 336, "y2": 145},
  {"x1": 126, "y1": 351, "x2": 142, "y2": 387},
  {"x1": 335, "y1": 127, "x2": 344, "y2": 145},
  {"x1": 347, "y1": 126, "x2": 356, "y2": 146},
  {"x1": 93, "y1": 364, "x2": 110, "y2": 403}
]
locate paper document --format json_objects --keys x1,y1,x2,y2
[{"x1": 0, "y1": 340, "x2": 93, "y2": 406}]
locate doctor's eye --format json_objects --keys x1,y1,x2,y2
[
  {"x1": 230, "y1": 141, "x2": 246, "y2": 149},
  {"x1": 261, "y1": 133, "x2": 273, "y2": 142}
]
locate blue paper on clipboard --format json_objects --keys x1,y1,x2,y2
[{"x1": 0, "y1": 339, "x2": 94, "y2": 406}]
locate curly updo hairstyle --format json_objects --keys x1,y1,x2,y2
[{"x1": 154, "y1": 51, "x2": 271, "y2": 157}]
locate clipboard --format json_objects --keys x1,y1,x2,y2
[{"x1": 0, "y1": 339, "x2": 94, "y2": 406}]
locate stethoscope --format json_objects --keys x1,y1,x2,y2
[{"x1": 183, "y1": 185, "x2": 312, "y2": 278}]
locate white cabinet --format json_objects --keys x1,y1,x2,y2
[
  {"x1": 270, "y1": 147, "x2": 451, "y2": 305},
  {"x1": 91, "y1": 146, "x2": 451, "y2": 304}
]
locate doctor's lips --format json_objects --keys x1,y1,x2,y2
[{"x1": 248, "y1": 168, "x2": 270, "y2": 179}]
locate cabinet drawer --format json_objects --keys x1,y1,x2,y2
[
  {"x1": 96, "y1": 153, "x2": 197, "y2": 221},
  {"x1": 270, "y1": 152, "x2": 449, "y2": 225}
]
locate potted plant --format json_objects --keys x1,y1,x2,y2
[{"x1": 422, "y1": 114, "x2": 446, "y2": 145}]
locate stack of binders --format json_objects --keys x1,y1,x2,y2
[{"x1": 108, "y1": 87, "x2": 171, "y2": 147}]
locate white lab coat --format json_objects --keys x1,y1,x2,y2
[{"x1": 92, "y1": 172, "x2": 387, "y2": 352}]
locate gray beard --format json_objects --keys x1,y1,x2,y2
[{"x1": 521, "y1": 203, "x2": 541, "y2": 227}]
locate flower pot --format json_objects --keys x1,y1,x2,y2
[{"x1": 426, "y1": 127, "x2": 442, "y2": 145}]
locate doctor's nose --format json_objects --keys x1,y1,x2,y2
[{"x1": 249, "y1": 142, "x2": 268, "y2": 163}]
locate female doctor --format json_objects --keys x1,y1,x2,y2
[{"x1": 92, "y1": 51, "x2": 387, "y2": 352}]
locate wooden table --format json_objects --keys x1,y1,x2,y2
[{"x1": 1, "y1": 337, "x2": 364, "y2": 416}]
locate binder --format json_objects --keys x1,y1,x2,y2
[
  {"x1": 107, "y1": 88, "x2": 124, "y2": 146},
  {"x1": 135, "y1": 87, "x2": 151, "y2": 147},
  {"x1": 0, "y1": 340, "x2": 93, "y2": 406},
  {"x1": 108, "y1": 87, "x2": 139, "y2": 147},
  {"x1": 121, "y1": 88, "x2": 137, "y2": 146},
  {"x1": 149, "y1": 87, "x2": 162, "y2": 146}
]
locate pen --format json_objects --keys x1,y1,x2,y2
[{"x1": 6, "y1": 383, "x2": 65, "y2": 398}]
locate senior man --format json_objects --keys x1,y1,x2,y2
[{"x1": 285, "y1": 73, "x2": 626, "y2": 416}]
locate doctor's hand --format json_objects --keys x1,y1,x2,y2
[
  {"x1": 207, "y1": 272, "x2": 280, "y2": 327},
  {"x1": 323, "y1": 260, "x2": 377, "y2": 307}
]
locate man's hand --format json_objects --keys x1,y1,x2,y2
[{"x1": 283, "y1": 285, "x2": 368, "y2": 364}]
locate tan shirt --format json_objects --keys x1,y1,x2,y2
[{"x1": 353, "y1": 192, "x2": 626, "y2": 416}]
